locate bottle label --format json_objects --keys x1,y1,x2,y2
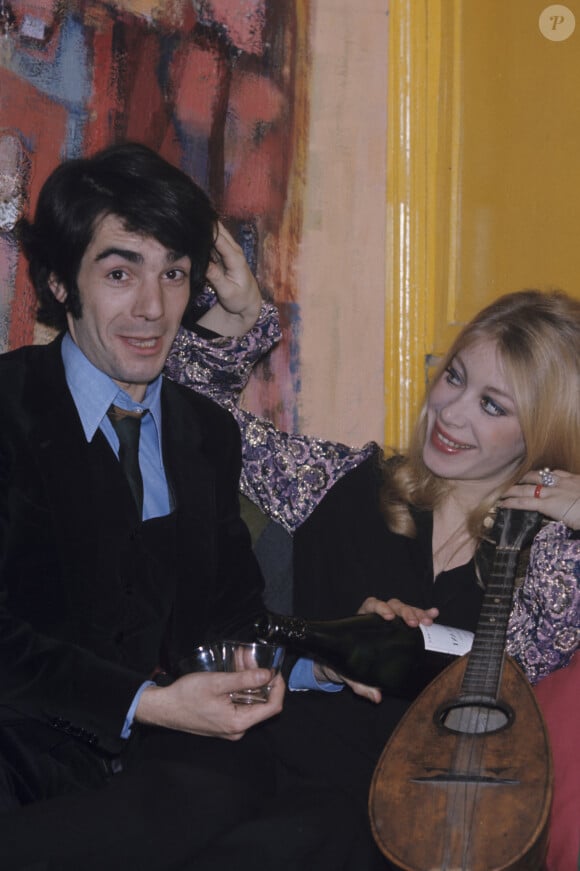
[{"x1": 419, "y1": 623, "x2": 474, "y2": 656}]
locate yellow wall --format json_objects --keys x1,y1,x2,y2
[
  {"x1": 442, "y1": 0, "x2": 580, "y2": 344},
  {"x1": 386, "y1": 0, "x2": 580, "y2": 447}
]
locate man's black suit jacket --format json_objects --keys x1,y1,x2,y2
[{"x1": 0, "y1": 335, "x2": 265, "y2": 755}]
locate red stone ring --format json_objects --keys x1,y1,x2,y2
[{"x1": 534, "y1": 484, "x2": 543, "y2": 499}]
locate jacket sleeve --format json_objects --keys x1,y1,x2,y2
[
  {"x1": 165, "y1": 303, "x2": 376, "y2": 533},
  {"x1": 506, "y1": 521, "x2": 580, "y2": 684},
  {"x1": 165, "y1": 300, "x2": 282, "y2": 406}
]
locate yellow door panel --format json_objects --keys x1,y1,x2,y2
[{"x1": 386, "y1": 0, "x2": 580, "y2": 447}]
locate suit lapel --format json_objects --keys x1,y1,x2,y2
[
  {"x1": 25, "y1": 338, "x2": 130, "y2": 580},
  {"x1": 159, "y1": 379, "x2": 220, "y2": 660},
  {"x1": 160, "y1": 378, "x2": 216, "y2": 523}
]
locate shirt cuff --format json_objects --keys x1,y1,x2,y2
[
  {"x1": 121, "y1": 680, "x2": 156, "y2": 739},
  {"x1": 288, "y1": 658, "x2": 344, "y2": 693}
]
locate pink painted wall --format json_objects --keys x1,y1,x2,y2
[
  {"x1": 293, "y1": 0, "x2": 388, "y2": 446},
  {"x1": 0, "y1": 0, "x2": 388, "y2": 445}
]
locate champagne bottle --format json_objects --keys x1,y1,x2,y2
[{"x1": 255, "y1": 611, "x2": 474, "y2": 698}]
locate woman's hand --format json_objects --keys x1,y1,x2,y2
[
  {"x1": 196, "y1": 222, "x2": 263, "y2": 336},
  {"x1": 310, "y1": 597, "x2": 439, "y2": 704},
  {"x1": 500, "y1": 469, "x2": 580, "y2": 531},
  {"x1": 357, "y1": 596, "x2": 439, "y2": 628}
]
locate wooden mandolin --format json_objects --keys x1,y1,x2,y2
[{"x1": 369, "y1": 509, "x2": 553, "y2": 871}]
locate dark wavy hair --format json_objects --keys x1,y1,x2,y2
[{"x1": 17, "y1": 142, "x2": 218, "y2": 331}]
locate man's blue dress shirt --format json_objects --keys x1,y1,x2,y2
[{"x1": 61, "y1": 333, "x2": 170, "y2": 520}]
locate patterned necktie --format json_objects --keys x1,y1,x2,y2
[{"x1": 107, "y1": 405, "x2": 147, "y2": 516}]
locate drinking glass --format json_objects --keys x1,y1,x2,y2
[{"x1": 221, "y1": 640, "x2": 284, "y2": 704}]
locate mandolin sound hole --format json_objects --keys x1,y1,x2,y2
[{"x1": 437, "y1": 701, "x2": 512, "y2": 735}]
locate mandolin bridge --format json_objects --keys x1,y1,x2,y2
[{"x1": 410, "y1": 770, "x2": 519, "y2": 786}]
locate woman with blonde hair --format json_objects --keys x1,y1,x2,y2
[
  {"x1": 165, "y1": 229, "x2": 579, "y2": 688},
  {"x1": 381, "y1": 287, "x2": 580, "y2": 540},
  {"x1": 165, "y1": 229, "x2": 579, "y2": 867}
]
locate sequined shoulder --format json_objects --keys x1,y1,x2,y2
[{"x1": 507, "y1": 522, "x2": 580, "y2": 683}]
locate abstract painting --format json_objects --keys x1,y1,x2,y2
[{"x1": 0, "y1": 0, "x2": 310, "y2": 428}]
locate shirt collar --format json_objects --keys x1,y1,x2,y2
[{"x1": 61, "y1": 332, "x2": 164, "y2": 442}]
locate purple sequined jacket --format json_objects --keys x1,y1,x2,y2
[{"x1": 164, "y1": 301, "x2": 580, "y2": 685}]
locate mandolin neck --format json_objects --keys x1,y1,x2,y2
[{"x1": 461, "y1": 547, "x2": 520, "y2": 701}]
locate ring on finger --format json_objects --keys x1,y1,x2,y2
[
  {"x1": 534, "y1": 484, "x2": 543, "y2": 499},
  {"x1": 539, "y1": 467, "x2": 556, "y2": 487}
]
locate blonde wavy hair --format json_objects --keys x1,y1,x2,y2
[{"x1": 380, "y1": 289, "x2": 580, "y2": 539}]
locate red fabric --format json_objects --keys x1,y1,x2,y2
[{"x1": 534, "y1": 651, "x2": 580, "y2": 871}]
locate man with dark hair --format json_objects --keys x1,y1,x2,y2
[
  {"x1": 20, "y1": 142, "x2": 218, "y2": 329},
  {"x1": 0, "y1": 142, "x2": 288, "y2": 869}
]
